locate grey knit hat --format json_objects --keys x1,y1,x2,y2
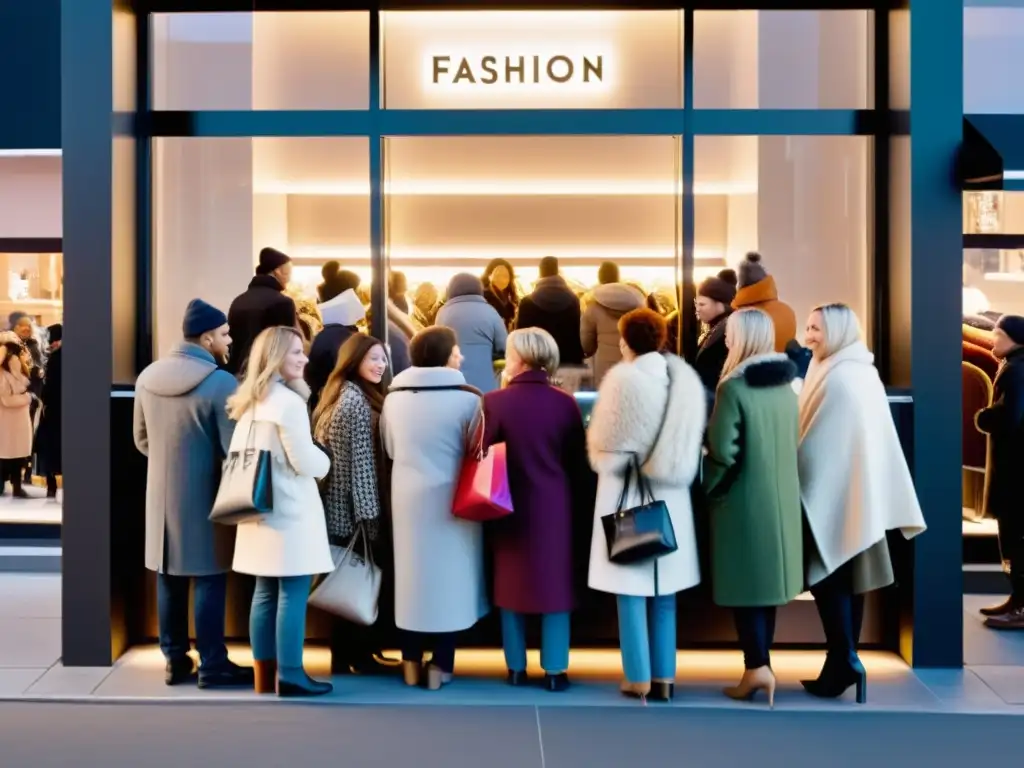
[
  {"x1": 447, "y1": 273, "x2": 484, "y2": 299},
  {"x1": 737, "y1": 252, "x2": 768, "y2": 289}
]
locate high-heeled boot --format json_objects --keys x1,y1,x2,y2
[
  {"x1": 724, "y1": 666, "x2": 777, "y2": 708},
  {"x1": 253, "y1": 660, "x2": 277, "y2": 694},
  {"x1": 802, "y1": 590, "x2": 866, "y2": 703}
]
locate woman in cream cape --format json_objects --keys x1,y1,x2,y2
[{"x1": 798, "y1": 303, "x2": 926, "y2": 703}]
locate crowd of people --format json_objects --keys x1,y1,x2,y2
[
  {"x1": 131, "y1": 243, "x2": 930, "y2": 706},
  {"x1": 0, "y1": 313, "x2": 62, "y2": 500}
]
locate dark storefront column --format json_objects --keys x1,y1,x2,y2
[
  {"x1": 61, "y1": 0, "x2": 138, "y2": 666},
  {"x1": 888, "y1": 0, "x2": 964, "y2": 668}
]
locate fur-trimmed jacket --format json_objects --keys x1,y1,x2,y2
[{"x1": 586, "y1": 351, "x2": 706, "y2": 597}]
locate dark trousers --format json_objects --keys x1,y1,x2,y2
[
  {"x1": 733, "y1": 606, "x2": 777, "y2": 670},
  {"x1": 809, "y1": 560, "x2": 864, "y2": 661},
  {"x1": 156, "y1": 573, "x2": 229, "y2": 672},
  {"x1": 400, "y1": 630, "x2": 457, "y2": 674},
  {"x1": 998, "y1": 517, "x2": 1024, "y2": 602},
  {"x1": 45, "y1": 473, "x2": 57, "y2": 497},
  {"x1": 0, "y1": 458, "x2": 26, "y2": 492}
]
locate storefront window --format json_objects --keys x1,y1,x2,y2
[
  {"x1": 151, "y1": 12, "x2": 369, "y2": 110},
  {"x1": 693, "y1": 11, "x2": 870, "y2": 109},
  {"x1": 694, "y1": 135, "x2": 869, "y2": 332},
  {"x1": 965, "y1": 7, "x2": 1024, "y2": 114},
  {"x1": 963, "y1": 192, "x2": 1024, "y2": 318},
  {"x1": 382, "y1": 10, "x2": 684, "y2": 110},
  {"x1": 382, "y1": 136, "x2": 681, "y2": 299},
  {"x1": 152, "y1": 137, "x2": 370, "y2": 357},
  {"x1": 0, "y1": 252, "x2": 63, "y2": 327}
]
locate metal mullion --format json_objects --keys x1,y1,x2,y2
[
  {"x1": 369, "y1": 9, "x2": 388, "y2": 344},
  {"x1": 691, "y1": 109, "x2": 878, "y2": 136},
  {"x1": 681, "y1": 7, "x2": 697, "y2": 362}
]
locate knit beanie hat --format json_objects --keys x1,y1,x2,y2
[
  {"x1": 698, "y1": 268, "x2": 738, "y2": 305},
  {"x1": 737, "y1": 252, "x2": 768, "y2": 289},
  {"x1": 182, "y1": 299, "x2": 228, "y2": 338},
  {"x1": 447, "y1": 273, "x2": 484, "y2": 299},
  {"x1": 47, "y1": 324, "x2": 63, "y2": 344},
  {"x1": 997, "y1": 314, "x2": 1024, "y2": 346},
  {"x1": 255, "y1": 247, "x2": 291, "y2": 276}
]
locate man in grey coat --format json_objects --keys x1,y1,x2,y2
[
  {"x1": 435, "y1": 273, "x2": 507, "y2": 393},
  {"x1": 134, "y1": 299, "x2": 253, "y2": 689}
]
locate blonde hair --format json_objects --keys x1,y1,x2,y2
[
  {"x1": 812, "y1": 303, "x2": 862, "y2": 359},
  {"x1": 507, "y1": 327, "x2": 560, "y2": 376},
  {"x1": 718, "y1": 308, "x2": 775, "y2": 384},
  {"x1": 227, "y1": 326, "x2": 302, "y2": 420}
]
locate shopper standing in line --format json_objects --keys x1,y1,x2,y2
[
  {"x1": 133, "y1": 299, "x2": 253, "y2": 689},
  {"x1": 798, "y1": 303, "x2": 926, "y2": 702},
  {"x1": 306, "y1": 287, "x2": 366, "y2": 412},
  {"x1": 482, "y1": 258, "x2": 519, "y2": 331},
  {"x1": 580, "y1": 261, "x2": 646, "y2": 386},
  {"x1": 229, "y1": 326, "x2": 336, "y2": 697},
  {"x1": 435, "y1": 273, "x2": 508, "y2": 394},
  {"x1": 731, "y1": 252, "x2": 797, "y2": 353},
  {"x1": 0, "y1": 333, "x2": 33, "y2": 498},
  {"x1": 692, "y1": 269, "x2": 738, "y2": 403},
  {"x1": 483, "y1": 327, "x2": 595, "y2": 691},
  {"x1": 36, "y1": 324, "x2": 63, "y2": 500},
  {"x1": 703, "y1": 308, "x2": 802, "y2": 707},
  {"x1": 975, "y1": 314, "x2": 1024, "y2": 629},
  {"x1": 226, "y1": 247, "x2": 297, "y2": 377},
  {"x1": 586, "y1": 309, "x2": 706, "y2": 701}
]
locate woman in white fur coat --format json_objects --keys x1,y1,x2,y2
[
  {"x1": 798, "y1": 303, "x2": 926, "y2": 704},
  {"x1": 587, "y1": 308, "x2": 706, "y2": 702}
]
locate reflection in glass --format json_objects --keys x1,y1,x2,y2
[{"x1": 0, "y1": 253, "x2": 63, "y2": 327}]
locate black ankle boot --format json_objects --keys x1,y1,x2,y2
[
  {"x1": 801, "y1": 654, "x2": 866, "y2": 703},
  {"x1": 507, "y1": 669, "x2": 529, "y2": 687},
  {"x1": 649, "y1": 681, "x2": 674, "y2": 701},
  {"x1": 277, "y1": 670, "x2": 333, "y2": 697},
  {"x1": 544, "y1": 673, "x2": 569, "y2": 692}
]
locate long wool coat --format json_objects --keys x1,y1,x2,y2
[
  {"x1": 586, "y1": 352, "x2": 706, "y2": 597},
  {"x1": 231, "y1": 380, "x2": 335, "y2": 578},
  {"x1": 703, "y1": 353, "x2": 803, "y2": 607},
  {"x1": 798, "y1": 341, "x2": 926, "y2": 591},
  {"x1": 0, "y1": 359, "x2": 32, "y2": 460},
  {"x1": 435, "y1": 295, "x2": 508, "y2": 394},
  {"x1": 976, "y1": 347, "x2": 1024, "y2": 523},
  {"x1": 483, "y1": 370, "x2": 595, "y2": 614},
  {"x1": 382, "y1": 366, "x2": 490, "y2": 633},
  {"x1": 134, "y1": 343, "x2": 238, "y2": 576}
]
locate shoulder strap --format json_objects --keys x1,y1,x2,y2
[{"x1": 642, "y1": 356, "x2": 673, "y2": 467}]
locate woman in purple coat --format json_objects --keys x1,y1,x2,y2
[{"x1": 483, "y1": 327, "x2": 594, "y2": 692}]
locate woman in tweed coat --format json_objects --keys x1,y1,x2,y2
[{"x1": 312, "y1": 333, "x2": 391, "y2": 674}]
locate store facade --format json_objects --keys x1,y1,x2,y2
[{"x1": 61, "y1": 0, "x2": 964, "y2": 668}]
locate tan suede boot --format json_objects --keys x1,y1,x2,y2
[{"x1": 253, "y1": 660, "x2": 277, "y2": 694}]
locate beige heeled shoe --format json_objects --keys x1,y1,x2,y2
[
  {"x1": 425, "y1": 663, "x2": 452, "y2": 691},
  {"x1": 402, "y1": 660, "x2": 422, "y2": 687},
  {"x1": 723, "y1": 666, "x2": 777, "y2": 708},
  {"x1": 620, "y1": 679, "x2": 652, "y2": 702}
]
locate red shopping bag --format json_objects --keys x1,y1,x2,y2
[{"x1": 452, "y1": 410, "x2": 513, "y2": 522}]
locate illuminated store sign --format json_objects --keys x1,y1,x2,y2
[{"x1": 430, "y1": 54, "x2": 605, "y2": 86}]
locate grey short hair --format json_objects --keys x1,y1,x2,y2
[{"x1": 507, "y1": 327, "x2": 560, "y2": 376}]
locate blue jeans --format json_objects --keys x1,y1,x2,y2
[
  {"x1": 250, "y1": 575, "x2": 313, "y2": 681},
  {"x1": 616, "y1": 594, "x2": 677, "y2": 684},
  {"x1": 400, "y1": 630, "x2": 458, "y2": 674},
  {"x1": 501, "y1": 610, "x2": 571, "y2": 674},
  {"x1": 156, "y1": 573, "x2": 228, "y2": 671}
]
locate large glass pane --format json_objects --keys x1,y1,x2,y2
[
  {"x1": 694, "y1": 135, "x2": 869, "y2": 335},
  {"x1": 693, "y1": 11, "x2": 870, "y2": 109},
  {"x1": 963, "y1": 192, "x2": 1024, "y2": 318},
  {"x1": 1, "y1": 252, "x2": 63, "y2": 328},
  {"x1": 153, "y1": 137, "x2": 369, "y2": 357},
  {"x1": 382, "y1": 136, "x2": 681, "y2": 295},
  {"x1": 382, "y1": 11, "x2": 683, "y2": 109},
  {"x1": 151, "y1": 12, "x2": 369, "y2": 110},
  {"x1": 965, "y1": 8, "x2": 1024, "y2": 114}
]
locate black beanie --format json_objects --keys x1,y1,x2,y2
[
  {"x1": 256, "y1": 247, "x2": 290, "y2": 275},
  {"x1": 997, "y1": 315, "x2": 1024, "y2": 346},
  {"x1": 698, "y1": 268, "x2": 738, "y2": 305},
  {"x1": 182, "y1": 299, "x2": 227, "y2": 338},
  {"x1": 738, "y1": 252, "x2": 768, "y2": 289}
]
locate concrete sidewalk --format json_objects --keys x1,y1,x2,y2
[{"x1": 1, "y1": 574, "x2": 1023, "y2": 714}]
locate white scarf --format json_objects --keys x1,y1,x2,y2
[{"x1": 797, "y1": 342, "x2": 926, "y2": 585}]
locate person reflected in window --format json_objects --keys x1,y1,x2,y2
[
  {"x1": 0, "y1": 334, "x2": 33, "y2": 499},
  {"x1": 975, "y1": 315, "x2": 1024, "y2": 629},
  {"x1": 703, "y1": 308, "x2": 802, "y2": 708},
  {"x1": 313, "y1": 334, "x2": 395, "y2": 674},
  {"x1": 435, "y1": 273, "x2": 508, "y2": 393},
  {"x1": 228, "y1": 326, "x2": 335, "y2": 697},
  {"x1": 514, "y1": 257, "x2": 588, "y2": 391},
  {"x1": 798, "y1": 304, "x2": 926, "y2": 703},
  {"x1": 693, "y1": 269, "x2": 738, "y2": 406},
  {"x1": 586, "y1": 309, "x2": 706, "y2": 702},
  {"x1": 483, "y1": 328, "x2": 595, "y2": 691},
  {"x1": 37, "y1": 324, "x2": 62, "y2": 500},
  {"x1": 580, "y1": 261, "x2": 646, "y2": 386},
  {"x1": 382, "y1": 327, "x2": 489, "y2": 690},
  {"x1": 732, "y1": 252, "x2": 797, "y2": 353},
  {"x1": 482, "y1": 258, "x2": 519, "y2": 331},
  {"x1": 226, "y1": 247, "x2": 297, "y2": 377}
]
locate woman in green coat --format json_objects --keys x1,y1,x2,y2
[{"x1": 703, "y1": 308, "x2": 803, "y2": 707}]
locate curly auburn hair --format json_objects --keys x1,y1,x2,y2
[{"x1": 618, "y1": 308, "x2": 668, "y2": 356}]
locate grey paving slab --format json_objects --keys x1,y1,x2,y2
[
  {"x1": 970, "y1": 665, "x2": 1024, "y2": 704},
  {"x1": 914, "y1": 667, "x2": 1010, "y2": 710},
  {"x1": 537, "y1": 707, "x2": 1024, "y2": 768},
  {"x1": 0, "y1": 703, "x2": 543, "y2": 768},
  {"x1": 963, "y1": 594, "x2": 1024, "y2": 666},
  {"x1": 0, "y1": 618, "x2": 61, "y2": 668},
  {"x1": 26, "y1": 664, "x2": 113, "y2": 696},
  {"x1": 0, "y1": 573, "x2": 60, "y2": 618},
  {"x1": 0, "y1": 668, "x2": 47, "y2": 696}
]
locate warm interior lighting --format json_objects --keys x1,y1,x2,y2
[
  {"x1": 291, "y1": 246, "x2": 722, "y2": 262},
  {"x1": 255, "y1": 180, "x2": 758, "y2": 196}
]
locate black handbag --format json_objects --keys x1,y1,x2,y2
[{"x1": 600, "y1": 360, "x2": 677, "y2": 565}]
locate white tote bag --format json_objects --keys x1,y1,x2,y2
[{"x1": 308, "y1": 526, "x2": 381, "y2": 625}]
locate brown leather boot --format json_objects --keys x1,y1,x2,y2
[{"x1": 253, "y1": 660, "x2": 277, "y2": 694}]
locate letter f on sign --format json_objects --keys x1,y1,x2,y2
[{"x1": 432, "y1": 56, "x2": 450, "y2": 84}]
